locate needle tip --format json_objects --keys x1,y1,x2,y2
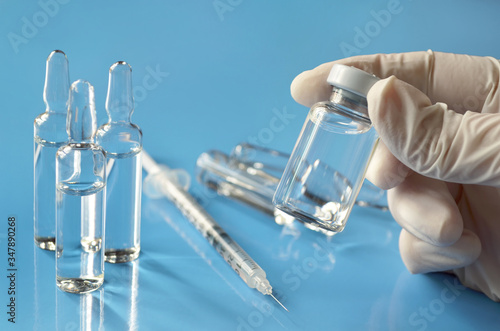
[{"x1": 270, "y1": 293, "x2": 289, "y2": 312}]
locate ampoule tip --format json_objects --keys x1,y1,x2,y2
[
  {"x1": 44, "y1": 50, "x2": 70, "y2": 109},
  {"x1": 109, "y1": 61, "x2": 131, "y2": 72},
  {"x1": 106, "y1": 61, "x2": 134, "y2": 116}
]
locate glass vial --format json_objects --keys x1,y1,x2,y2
[
  {"x1": 273, "y1": 64, "x2": 380, "y2": 233},
  {"x1": 34, "y1": 50, "x2": 70, "y2": 250},
  {"x1": 95, "y1": 62, "x2": 142, "y2": 263},
  {"x1": 56, "y1": 80, "x2": 106, "y2": 293},
  {"x1": 234, "y1": 142, "x2": 388, "y2": 211}
]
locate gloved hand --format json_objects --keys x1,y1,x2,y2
[{"x1": 290, "y1": 50, "x2": 500, "y2": 302}]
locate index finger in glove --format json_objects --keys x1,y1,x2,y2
[
  {"x1": 369, "y1": 76, "x2": 500, "y2": 186},
  {"x1": 291, "y1": 51, "x2": 500, "y2": 114}
]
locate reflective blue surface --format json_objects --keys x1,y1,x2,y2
[
  {"x1": 9, "y1": 196, "x2": 500, "y2": 330},
  {"x1": 1, "y1": 1, "x2": 500, "y2": 330}
]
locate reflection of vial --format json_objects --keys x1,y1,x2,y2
[
  {"x1": 34, "y1": 50, "x2": 70, "y2": 250},
  {"x1": 273, "y1": 64, "x2": 380, "y2": 233},
  {"x1": 95, "y1": 62, "x2": 142, "y2": 263},
  {"x1": 56, "y1": 80, "x2": 106, "y2": 293}
]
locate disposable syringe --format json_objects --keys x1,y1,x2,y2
[{"x1": 142, "y1": 150, "x2": 288, "y2": 311}]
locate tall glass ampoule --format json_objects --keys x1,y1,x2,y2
[
  {"x1": 56, "y1": 80, "x2": 106, "y2": 293},
  {"x1": 95, "y1": 62, "x2": 142, "y2": 263},
  {"x1": 34, "y1": 50, "x2": 70, "y2": 250}
]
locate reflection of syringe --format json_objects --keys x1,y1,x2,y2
[{"x1": 142, "y1": 151, "x2": 288, "y2": 312}]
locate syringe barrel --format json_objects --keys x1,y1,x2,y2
[{"x1": 156, "y1": 173, "x2": 269, "y2": 292}]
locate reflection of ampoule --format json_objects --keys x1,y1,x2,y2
[
  {"x1": 34, "y1": 246, "x2": 56, "y2": 329},
  {"x1": 105, "y1": 261, "x2": 139, "y2": 329},
  {"x1": 56, "y1": 80, "x2": 106, "y2": 293},
  {"x1": 56, "y1": 288, "x2": 104, "y2": 330},
  {"x1": 96, "y1": 62, "x2": 142, "y2": 263},
  {"x1": 34, "y1": 50, "x2": 70, "y2": 250}
]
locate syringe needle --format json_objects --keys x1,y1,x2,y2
[{"x1": 270, "y1": 292, "x2": 289, "y2": 312}]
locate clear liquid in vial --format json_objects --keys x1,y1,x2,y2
[
  {"x1": 274, "y1": 110, "x2": 377, "y2": 232},
  {"x1": 56, "y1": 183, "x2": 105, "y2": 293},
  {"x1": 34, "y1": 138, "x2": 65, "y2": 250},
  {"x1": 104, "y1": 151, "x2": 142, "y2": 263}
]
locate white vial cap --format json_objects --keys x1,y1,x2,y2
[{"x1": 327, "y1": 64, "x2": 380, "y2": 97}]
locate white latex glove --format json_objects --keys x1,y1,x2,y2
[{"x1": 290, "y1": 50, "x2": 500, "y2": 302}]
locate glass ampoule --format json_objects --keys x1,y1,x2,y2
[
  {"x1": 34, "y1": 50, "x2": 70, "y2": 250},
  {"x1": 273, "y1": 64, "x2": 380, "y2": 233},
  {"x1": 56, "y1": 80, "x2": 106, "y2": 293},
  {"x1": 95, "y1": 62, "x2": 142, "y2": 263},
  {"x1": 196, "y1": 150, "x2": 277, "y2": 215}
]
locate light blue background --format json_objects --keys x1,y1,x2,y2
[{"x1": 1, "y1": 0, "x2": 500, "y2": 330}]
